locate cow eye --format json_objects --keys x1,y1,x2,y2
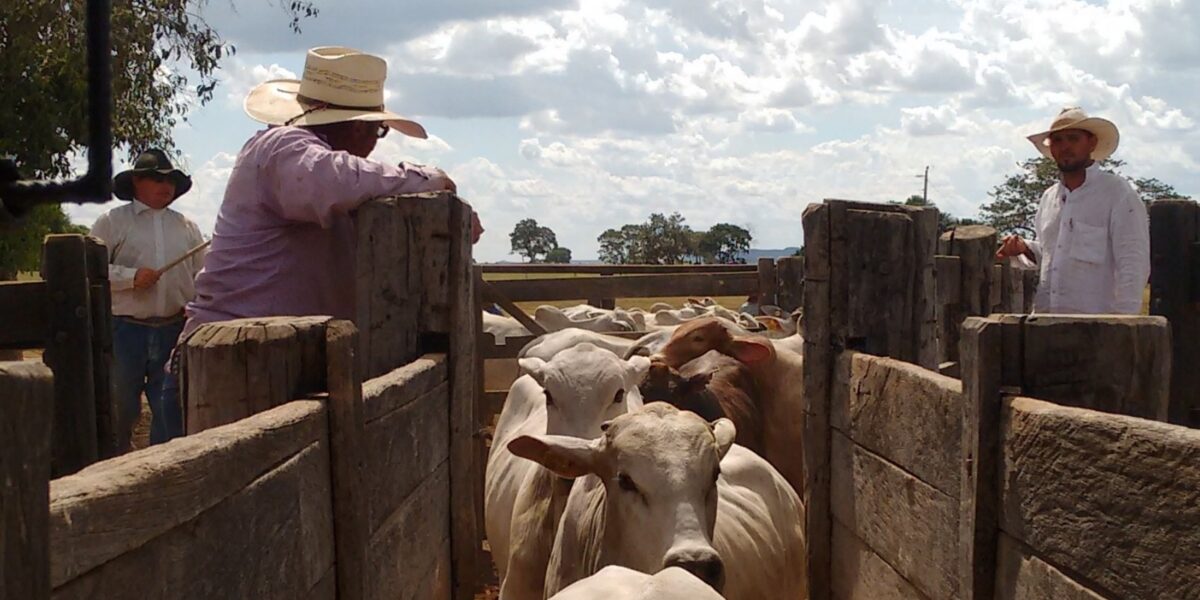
[
  {"x1": 617, "y1": 473, "x2": 639, "y2": 494},
  {"x1": 544, "y1": 390, "x2": 555, "y2": 407},
  {"x1": 613, "y1": 389, "x2": 625, "y2": 404}
]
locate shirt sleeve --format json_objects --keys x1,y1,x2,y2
[
  {"x1": 261, "y1": 129, "x2": 447, "y2": 228},
  {"x1": 89, "y1": 213, "x2": 137, "y2": 290},
  {"x1": 1110, "y1": 186, "x2": 1151, "y2": 314}
]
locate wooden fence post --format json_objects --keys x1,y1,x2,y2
[
  {"x1": 84, "y1": 237, "x2": 117, "y2": 459},
  {"x1": 447, "y1": 199, "x2": 482, "y2": 600},
  {"x1": 184, "y1": 316, "x2": 331, "y2": 434},
  {"x1": 1149, "y1": 199, "x2": 1200, "y2": 427},
  {"x1": 801, "y1": 202, "x2": 834, "y2": 600},
  {"x1": 40, "y1": 234, "x2": 98, "y2": 476},
  {"x1": 938, "y1": 225, "x2": 997, "y2": 366},
  {"x1": 0, "y1": 361, "x2": 53, "y2": 600},
  {"x1": 958, "y1": 317, "x2": 1002, "y2": 600},
  {"x1": 325, "y1": 320, "x2": 367, "y2": 600},
  {"x1": 775, "y1": 255, "x2": 804, "y2": 313},
  {"x1": 757, "y1": 257, "x2": 777, "y2": 307}
]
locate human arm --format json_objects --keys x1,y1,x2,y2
[
  {"x1": 1110, "y1": 188, "x2": 1151, "y2": 314},
  {"x1": 89, "y1": 213, "x2": 139, "y2": 290}
]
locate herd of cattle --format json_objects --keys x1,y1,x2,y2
[{"x1": 482, "y1": 299, "x2": 809, "y2": 599}]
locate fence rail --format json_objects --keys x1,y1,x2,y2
[{"x1": 481, "y1": 263, "x2": 758, "y2": 275}]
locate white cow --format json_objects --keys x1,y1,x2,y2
[
  {"x1": 518, "y1": 328, "x2": 640, "y2": 362},
  {"x1": 511, "y1": 403, "x2": 807, "y2": 600},
  {"x1": 550, "y1": 566, "x2": 723, "y2": 600},
  {"x1": 486, "y1": 344, "x2": 651, "y2": 600},
  {"x1": 535, "y1": 305, "x2": 638, "y2": 333},
  {"x1": 483, "y1": 312, "x2": 530, "y2": 344}
]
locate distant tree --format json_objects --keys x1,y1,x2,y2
[
  {"x1": 979, "y1": 157, "x2": 1189, "y2": 239},
  {"x1": 509, "y1": 218, "x2": 558, "y2": 263},
  {"x1": 635, "y1": 212, "x2": 695, "y2": 264},
  {"x1": 0, "y1": 204, "x2": 89, "y2": 280},
  {"x1": 545, "y1": 246, "x2": 572, "y2": 264},
  {"x1": 897, "y1": 194, "x2": 963, "y2": 234},
  {"x1": 598, "y1": 225, "x2": 637, "y2": 264},
  {"x1": 699, "y1": 223, "x2": 752, "y2": 263}
]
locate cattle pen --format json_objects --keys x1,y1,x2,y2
[{"x1": 2, "y1": 194, "x2": 1199, "y2": 600}]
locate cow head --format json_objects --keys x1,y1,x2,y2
[
  {"x1": 509, "y1": 403, "x2": 735, "y2": 592},
  {"x1": 518, "y1": 343, "x2": 650, "y2": 440},
  {"x1": 653, "y1": 317, "x2": 774, "y2": 369},
  {"x1": 638, "y1": 359, "x2": 726, "y2": 423}
]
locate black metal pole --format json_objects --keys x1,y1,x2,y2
[{"x1": 0, "y1": 0, "x2": 112, "y2": 219}]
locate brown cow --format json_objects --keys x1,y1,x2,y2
[
  {"x1": 638, "y1": 350, "x2": 765, "y2": 456},
  {"x1": 651, "y1": 317, "x2": 805, "y2": 496}
]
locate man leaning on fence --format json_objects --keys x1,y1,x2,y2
[
  {"x1": 89, "y1": 150, "x2": 206, "y2": 448},
  {"x1": 996, "y1": 107, "x2": 1150, "y2": 314}
]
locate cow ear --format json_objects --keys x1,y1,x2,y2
[
  {"x1": 519, "y1": 358, "x2": 548, "y2": 386},
  {"x1": 623, "y1": 355, "x2": 651, "y2": 387},
  {"x1": 728, "y1": 338, "x2": 773, "y2": 364},
  {"x1": 711, "y1": 418, "x2": 737, "y2": 460},
  {"x1": 508, "y1": 434, "x2": 600, "y2": 479}
]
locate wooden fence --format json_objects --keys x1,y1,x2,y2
[
  {"x1": 0, "y1": 235, "x2": 116, "y2": 476},
  {"x1": 804, "y1": 198, "x2": 1195, "y2": 600},
  {"x1": 2, "y1": 193, "x2": 483, "y2": 600}
]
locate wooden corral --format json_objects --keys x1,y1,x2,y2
[
  {"x1": 0, "y1": 235, "x2": 117, "y2": 475},
  {"x1": 1149, "y1": 198, "x2": 1200, "y2": 427},
  {"x1": 804, "y1": 199, "x2": 1196, "y2": 600}
]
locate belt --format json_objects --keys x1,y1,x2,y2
[{"x1": 115, "y1": 313, "x2": 185, "y2": 327}]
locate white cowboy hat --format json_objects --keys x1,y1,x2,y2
[
  {"x1": 244, "y1": 46, "x2": 427, "y2": 139},
  {"x1": 1026, "y1": 106, "x2": 1119, "y2": 161}
]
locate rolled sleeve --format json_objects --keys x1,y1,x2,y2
[
  {"x1": 1109, "y1": 191, "x2": 1151, "y2": 314},
  {"x1": 89, "y1": 214, "x2": 136, "y2": 290}
]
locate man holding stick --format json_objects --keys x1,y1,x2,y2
[{"x1": 90, "y1": 149, "x2": 206, "y2": 447}]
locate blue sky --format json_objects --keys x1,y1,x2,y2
[{"x1": 66, "y1": 0, "x2": 1200, "y2": 261}]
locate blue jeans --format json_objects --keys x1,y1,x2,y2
[{"x1": 112, "y1": 316, "x2": 185, "y2": 447}]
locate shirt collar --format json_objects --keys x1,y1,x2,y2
[{"x1": 131, "y1": 199, "x2": 165, "y2": 214}]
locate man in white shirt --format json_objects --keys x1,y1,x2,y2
[
  {"x1": 90, "y1": 149, "x2": 206, "y2": 449},
  {"x1": 996, "y1": 107, "x2": 1150, "y2": 314}
]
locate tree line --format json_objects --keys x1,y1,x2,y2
[{"x1": 510, "y1": 214, "x2": 752, "y2": 265}]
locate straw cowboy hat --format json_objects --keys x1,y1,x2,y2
[
  {"x1": 113, "y1": 149, "x2": 193, "y2": 201},
  {"x1": 244, "y1": 46, "x2": 427, "y2": 139},
  {"x1": 1027, "y1": 107, "x2": 1119, "y2": 161}
]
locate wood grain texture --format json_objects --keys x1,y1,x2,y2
[
  {"x1": 831, "y1": 352, "x2": 963, "y2": 496},
  {"x1": 52, "y1": 440, "x2": 335, "y2": 600},
  {"x1": 325, "y1": 321, "x2": 368, "y2": 600},
  {"x1": 993, "y1": 533, "x2": 1107, "y2": 600},
  {"x1": 49, "y1": 400, "x2": 326, "y2": 587},
  {"x1": 1148, "y1": 199, "x2": 1200, "y2": 427},
  {"x1": 831, "y1": 432, "x2": 960, "y2": 600},
  {"x1": 368, "y1": 462, "x2": 452, "y2": 600},
  {"x1": 184, "y1": 316, "x2": 330, "y2": 434},
  {"x1": 1000, "y1": 396, "x2": 1200, "y2": 600},
  {"x1": 364, "y1": 382, "x2": 451, "y2": 534},
  {"x1": 775, "y1": 256, "x2": 805, "y2": 313},
  {"x1": 844, "y1": 208, "x2": 915, "y2": 360},
  {"x1": 802, "y1": 201, "x2": 833, "y2": 600},
  {"x1": 362, "y1": 354, "x2": 447, "y2": 423},
  {"x1": 832, "y1": 520, "x2": 929, "y2": 600},
  {"x1": 1, "y1": 361, "x2": 54, "y2": 600},
  {"x1": 758, "y1": 257, "x2": 778, "y2": 306},
  {"x1": 958, "y1": 317, "x2": 1003, "y2": 600},
  {"x1": 84, "y1": 237, "x2": 118, "y2": 459},
  {"x1": 937, "y1": 226, "x2": 997, "y2": 365}
]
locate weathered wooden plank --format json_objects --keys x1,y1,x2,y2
[
  {"x1": 480, "y1": 331, "x2": 646, "y2": 359},
  {"x1": 0, "y1": 281, "x2": 48, "y2": 348},
  {"x1": 993, "y1": 533, "x2": 1106, "y2": 600},
  {"x1": 757, "y1": 257, "x2": 778, "y2": 306},
  {"x1": 486, "y1": 271, "x2": 759, "y2": 302},
  {"x1": 831, "y1": 520, "x2": 929, "y2": 600},
  {"x1": 1148, "y1": 199, "x2": 1200, "y2": 427},
  {"x1": 843, "y1": 208, "x2": 916, "y2": 361},
  {"x1": 52, "y1": 440, "x2": 335, "y2": 599},
  {"x1": 1, "y1": 361, "x2": 54, "y2": 600},
  {"x1": 184, "y1": 316, "x2": 330, "y2": 434},
  {"x1": 912, "y1": 207, "x2": 940, "y2": 370},
  {"x1": 368, "y1": 462, "x2": 451, "y2": 600},
  {"x1": 775, "y1": 255, "x2": 805, "y2": 313},
  {"x1": 958, "y1": 317, "x2": 1003, "y2": 600},
  {"x1": 1019, "y1": 315, "x2": 1170, "y2": 420},
  {"x1": 325, "y1": 321, "x2": 367, "y2": 600},
  {"x1": 1000, "y1": 396, "x2": 1200, "y2": 600},
  {"x1": 365, "y1": 382, "x2": 451, "y2": 534},
  {"x1": 989, "y1": 264, "x2": 1003, "y2": 312},
  {"x1": 48, "y1": 400, "x2": 325, "y2": 587},
  {"x1": 831, "y1": 352, "x2": 963, "y2": 496},
  {"x1": 479, "y1": 277, "x2": 547, "y2": 336},
  {"x1": 935, "y1": 255, "x2": 961, "y2": 306},
  {"x1": 362, "y1": 354, "x2": 448, "y2": 423},
  {"x1": 830, "y1": 432, "x2": 959, "y2": 600},
  {"x1": 937, "y1": 226, "x2": 997, "y2": 365},
  {"x1": 307, "y1": 566, "x2": 337, "y2": 600},
  {"x1": 802, "y1": 201, "x2": 834, "y2": 600},
  {"x1": 480, "y1": 264, "x2": 757, "y2": 274},
  {"x1": 41, "y1": 234, "x2": 98, "y2": 476},
  {"x1": 84, "y1": 237, "x2": 118, "y2": 460}
]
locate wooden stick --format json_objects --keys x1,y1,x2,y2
[{"x1": 155, "y1": 240, "x2": 210, "y2": 276}]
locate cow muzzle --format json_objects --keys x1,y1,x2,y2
[{"x1": 664, "y1": 547, "x2": 725, "y2": 592}]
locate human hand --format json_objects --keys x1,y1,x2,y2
[
  {"x1": 995, "y1": 235, "x2": 1028, "y2": 260},
  {"x1": 423, "y1": 167, "x2": 457, "y2": 194},
  {"x1": 471, "y1": 210, "x2": 484, "y2": 244},
  {"x1": 133, "y1": 267, "x2": 160, "y2": 290}
]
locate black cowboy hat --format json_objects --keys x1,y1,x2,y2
[{"x1": 112, "y1": 149, "x2": 193, "y2": 201}]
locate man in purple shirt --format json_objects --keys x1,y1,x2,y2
[{"x1": 185, "y1": 46, "x2": 478, "y2": 336}]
